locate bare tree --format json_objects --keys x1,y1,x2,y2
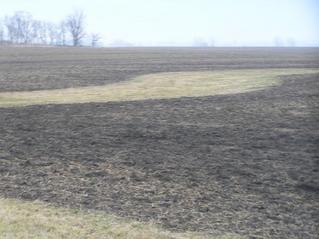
[
  {"x1": 66, "y1": 10, "x2": 86, "y2": 46},
  {"x1": 47, "y1": 23, "x2": 59, "y2": 45},
  {"x1": 20, "y1": 12, "x2": 33, "y2": 43},
  {"x1": 59, "y1": 21, "x2": 67, "y2": 46},
  {"x1": 5, "y1": 12, "x2": 34, "y2": 44},
  {"x1": 30, "y1": 20, "x2": 43, "y2": 44},
  {"x1": 0, "y1": 20, "x2": 4, "y2": 44},
  {"x1": 91, "y1": 33, "x2": 101, "y2": 47},
  {"x1": 38, "y1": 21, "x2": 48, "y2": 44},
  {"x1": 1, "y1": 11, "x2": 102, "y2": 46},
  {"x1": 5, "y1": 15, "x2": 18, "y2": 43},
  {"x1": 29, "y1": 20, "x2": 48, "y2": 45}
]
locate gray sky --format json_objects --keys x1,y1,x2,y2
[{"x1": 1, "y1": 0, "x2": 318, "y2": 46}]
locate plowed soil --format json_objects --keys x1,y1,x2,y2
[{"x1": 0, "y1": 47, "x2": 318, "y2": 238}]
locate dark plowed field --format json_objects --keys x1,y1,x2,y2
[{"x1": 0, "y1": 47, "x2": 318, "y2": 238}]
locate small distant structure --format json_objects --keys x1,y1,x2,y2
[
  {"x1": 273, "y1": 37, "x2": 284, "y2": 47},
  {"x1": 91, "y1": 33, "x2": 102, "y2": 47},
  {"x1": 193, "y1": 38, "x2": 209, "y2": 47},
  {"x1": 286, "y1": 38, "x2": 296, "y2": 47}
]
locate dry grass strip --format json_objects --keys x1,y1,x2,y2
[
  {"x1": 0, "y1": 198, "x2": 242, "y2": 239},
  {"x1": 0, "y1": 68, "x2": 318, "y2": 107}
]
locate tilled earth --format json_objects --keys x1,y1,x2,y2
[{"x1": 0, "y1": 47, "x2": 319, "y2": 238}]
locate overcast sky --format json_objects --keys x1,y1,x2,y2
[{"x1": 0, "y1": 0, "x2": 318, "y2": 46}]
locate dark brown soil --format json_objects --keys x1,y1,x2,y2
[
  {"x1": 0, "y1": 47, "x2": 318, "y2": 238},
  {"x1": 1, "y1": 47, "x2": 318, "y2": 92}
]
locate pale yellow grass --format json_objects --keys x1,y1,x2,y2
[
  {"x1": 0, "y1": 68, "x2": 318, "y2": 107},
  {"x1": 0, "y1": 198, "x2": 242, "y2": 239}
]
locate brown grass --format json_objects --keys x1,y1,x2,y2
[{"x1": 0, "y1": 198, "x2": 242, "y2": 239}]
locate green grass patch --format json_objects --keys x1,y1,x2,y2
[
  {"x1": 0, "y1": 68, "x2": 318, "y2": 108},
  {"x1": 0, "y1": 198, "x2": 242, "y2": 239}
]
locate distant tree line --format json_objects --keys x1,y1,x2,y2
[{"x1": 0, "y1": 10, "x2": 101, "y2": 47}]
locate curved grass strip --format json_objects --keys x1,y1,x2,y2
[
  {"x1": 0, "y1": 68, "x2": 318, "y2": 108},
  {"x1": 0, "y1": 198, "x2": 240, "y2": 239}
]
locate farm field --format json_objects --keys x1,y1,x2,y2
[{"x1": 0, "y1": 47, "x2": 319, "y2": 238}]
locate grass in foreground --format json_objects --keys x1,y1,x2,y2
[
  {"x1": 0, "y1": 68, "x2": 318, "y2": 108},
  {"x1": 0, "y1": 198, "x2": 242, "y2": 239}
]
